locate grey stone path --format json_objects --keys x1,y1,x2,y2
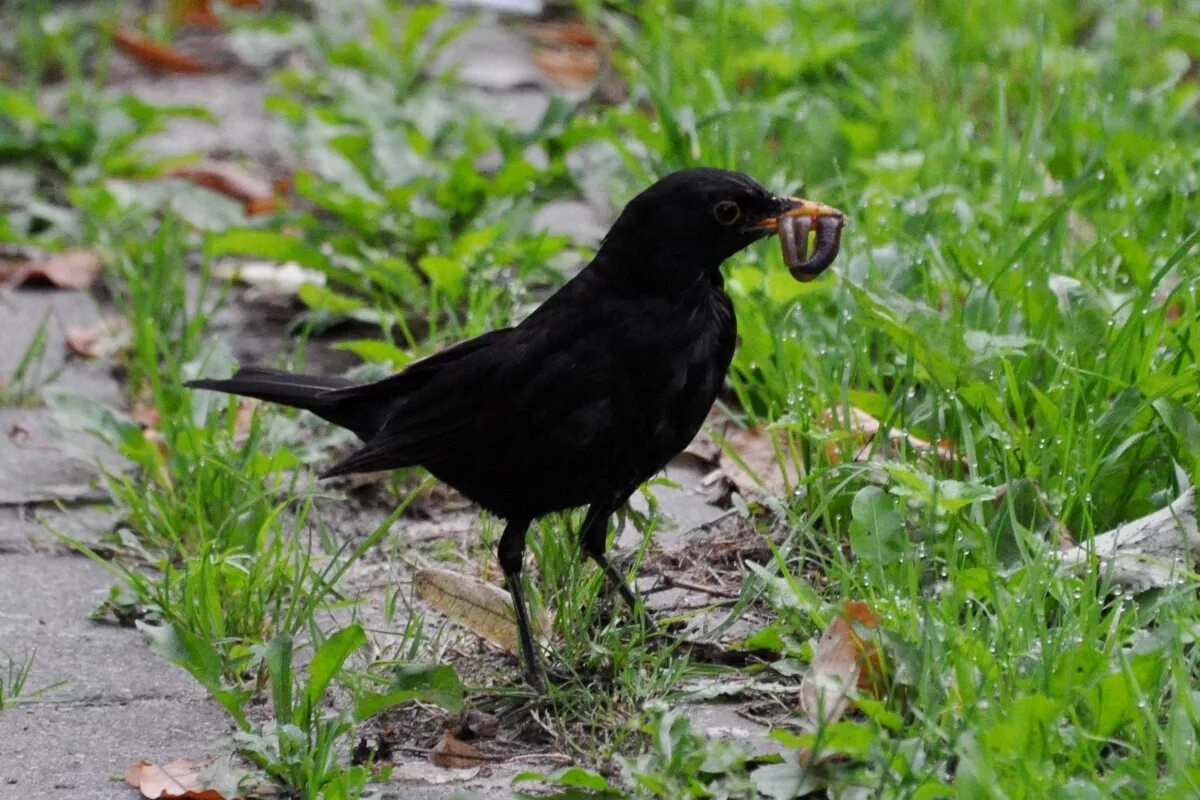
[
  {"x1": 0, "y1": 9, "x2": 608, "y2": 798},
  {"x1": 0, "y1": 288, "x2": 232, "y2": 798}
]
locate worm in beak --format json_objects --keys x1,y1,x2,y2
[{"x1": 781, "y1": 213, "x2": 845, "y2": 282}]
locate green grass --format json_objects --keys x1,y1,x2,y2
[
  {"x1": 0, "y1": 311, "x2": 56, "y2": 405},
  {"x1": 562, "y1": 0, "x2": 1200, "y2": 795},
  {"x1": 4, "y1": 0, "x2": 1199, "y2": 797},
  {"x1": 0, "y1": 650, "x2": 67, "y2": 710},
  {"x1": 208, "y1": 2, "x2": 580, "y2": 359}
]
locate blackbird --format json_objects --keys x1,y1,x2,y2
[{"x1": 187, "y1": 168, "x2": 845, "y2": 691}]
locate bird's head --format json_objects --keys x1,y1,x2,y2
[{"x1": 597, "y1": 167, "x2": 844, "y2": 288}]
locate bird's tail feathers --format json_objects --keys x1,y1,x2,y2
[{"x1": 186, "y1": 366, "x2": 383, "y2": 440}]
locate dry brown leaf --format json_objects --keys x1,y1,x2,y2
[
  {"x1": 531, "y1": 48, "x2": 600, "y2": 90},
  {"x1": 130, "y1": 402, "x2": 161, "y2": 430},
  {"x1": 114, "y1": 29, "x2": 207, "y2": 74},
  {"x1": 701, "y1": 426, "x2": 800, "y2": 504},
  {"x1": 798, "y1": 601, "x2": 881, "y2": 723},
  {"x1": 527, "y1": 20, "x2": 603, "y2": 49},
  {"x1": 822, "y1": 406, "x2": 960, "y2": 466},
  {"x1": 123, "y1": 758, "x2": 228, "y2": 800},
  {"x1": 171, "y1": 0, "x2": 262, "y2": 27},
  {"x1": 66, "y1": 317, "x2": 130, "y2": 359},
  {"x1": 460, "y1": 709, "x2": 500, "y2": 740},
  {"x1": 0, "y1": 250, "x2": 101, "y2": 290},
  {"x1": 233, "y1": 397, "x2": 258, "y2": 436},
  {"x1": 1067, "y1": 210, "x2": 1097, "y2": 244},
  {"x1": 144, "y1": 428, "x2": 170, "y2": 457},
  {"x1": 174, "y1": 1, "x2": 222, "y2": 29},
  {"x1": 168, "y1": 161, "x2": 278, "y2": 215},
  {"x1": 1152, "y1": 273, "x2": 1183, "y2": 321},
  {"x1": 428, "y1": 732, "x2": 487, "y2": 770},
  {"x1": 414, "y1": 568, "x2": 547, "y2": 654},
  {"x1": 526, "y1": 19, "x2": 606, "y2": 90}
]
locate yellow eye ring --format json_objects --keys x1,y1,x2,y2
[{"x1": 713, "y1": 200, "x2": 741, "y2": 225}]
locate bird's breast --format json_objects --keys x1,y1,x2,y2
[{"x1": 620, "y1": 287, "x2": 736, "y2": 464}]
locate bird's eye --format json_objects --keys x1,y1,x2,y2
[{"x1": 713, "y1": 200, "x2": 741, "y2": 225}]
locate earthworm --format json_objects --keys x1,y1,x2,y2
[
  {"x1": 786, "y1": 214, "x2": 845, "y2": 282},
  {"x1": 779, "y1": 214, "x2": 811, "y2": 275}
]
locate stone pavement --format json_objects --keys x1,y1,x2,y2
[
  {"x1": 0, "y1": 8, "x2": 612, "y2": 798},
  {"x1": 0, "y1": 288, "x2": 234, "y2": 798}
]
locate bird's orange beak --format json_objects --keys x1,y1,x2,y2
[{"x1": 753, "y1": 197, "x2": 846, "y2": 233}]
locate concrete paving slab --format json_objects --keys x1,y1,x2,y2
[
  {"x1": 0, "y1": 287, "x2": 123, "y2": 407},
  {"x1": 448, "y1": 0, "x2": 544, "y2": 14},
  {"x1": 0, "y1": 622, "x2": 214, "y2": 706},
  {"x1": 0, "y1": 698, "x2": 234, "y2": 800},
  {"x1": 464, "y1": 86, "x2": 551, "y2": 134},
  {"x1": 0, "y1": 409, "x2": 117, "y2": 507},
  {"x1": 532, "y1": 199, "x2": 611, "y2": 247},
  {"x1": 0, "y1": 505, "x2": 117, "y2": 555},
  {"x1": 383, "y1": 759, "x2": 562, "y2": 799},
  {"x1": 432, "y1": 19, "x2": 546, "y2": 90},
  {"x1": 0, "y1": 554, "x2": 206, "y2": 707},
  {"x1": 0, "y1": 554, "x2": 122, "y2": 630},
  {"x1": 618, "y1": 461, "x2": 727, "y2": 551},
  {"x1": 0, "y1": 552, "x2": 236, "y2": 799}
]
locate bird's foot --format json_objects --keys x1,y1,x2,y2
[
  {"x1": 524, "y1": 666, "x2": 548, "y2": 695},
  {"x1": 522, "y1": 663, "x2": 574, "y2": 695}
]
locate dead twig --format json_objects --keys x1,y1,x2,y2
[
  {"x1": 1059, "y1": 487, "x2": 1198, "y2": 593},
  {"x1": 657, "y1": 573, "x2": 740, "y2": 599}
]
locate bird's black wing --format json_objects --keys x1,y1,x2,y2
[{"x1": 318, "y1": 325, "x2": 555, "y2": 477}]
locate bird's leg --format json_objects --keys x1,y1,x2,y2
[
  {"x1": 578, "y1": 503, "x2": 641, "y2": 613},
  {"x1": 497, "y1": 517, "x2": 547, "y2": 694}
]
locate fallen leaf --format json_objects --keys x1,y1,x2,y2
[
  {"x1": 798, "y1": 601, "x2": 881, "y2": 722},
  {"x1": 822, "y1": 406, "x2": 960, "y2": 467},
  {"x1": 65, "y1": 317, "x2": 131, "y2": 359},
  {"x1": 701, "y1": 426, "x2": 801, "y2": 504},
  {"x1": 212, "y1": 260, "x2": 325, "y2": 297},
  {"x1": 527, "y1": 20, "x2": 603, "y2": 49},
  {"x1": 233, "y1": 397, "x2": 258, "y2": 436},
  {"x1": 459, "y1": 709, "x2": 500, "y2": 739},
  {"x1": 0, "y1": 250, "x2": 101, "y2": 290},
  {"x1": 429, "y1": 731, "x2": 486, "y2": 769},
  {"x1": 1152, "y1": 272, "x2": 1182, "y2": 321},
  {"x1": 531, "y1": 49, "x2": 600, "y2": 90},
  {"x1": 124, "y1": 758, "x2": 228, "y2": 799},
  {"x1": 174, "y1": 1, "x2": 222, "y2": 28},
  {"x1": 414, "y1": 568, "x2": 548, "y2": 654},
  {"x1": 170, "y1": 0, "x2": 262, "y2": 27},
  {"x1": 1067, "y1": 210, "x2": 1097, "y2": 244},
  {"x1": 114, "y1": 29, "x2": 207, "y2": 74},
  {"x1": 1059, "y1": 487, "x2": 1198, "y2": 593},
  {"x1": 130, "y1": 402, "x2": 161, "y2": 430},
  {"x1": 168, "y1": 161, "x2": 278, "y2": 215}
]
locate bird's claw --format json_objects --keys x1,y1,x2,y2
[{"x1": 523, "y1": 662, "x2": 575, "y2": 694}]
